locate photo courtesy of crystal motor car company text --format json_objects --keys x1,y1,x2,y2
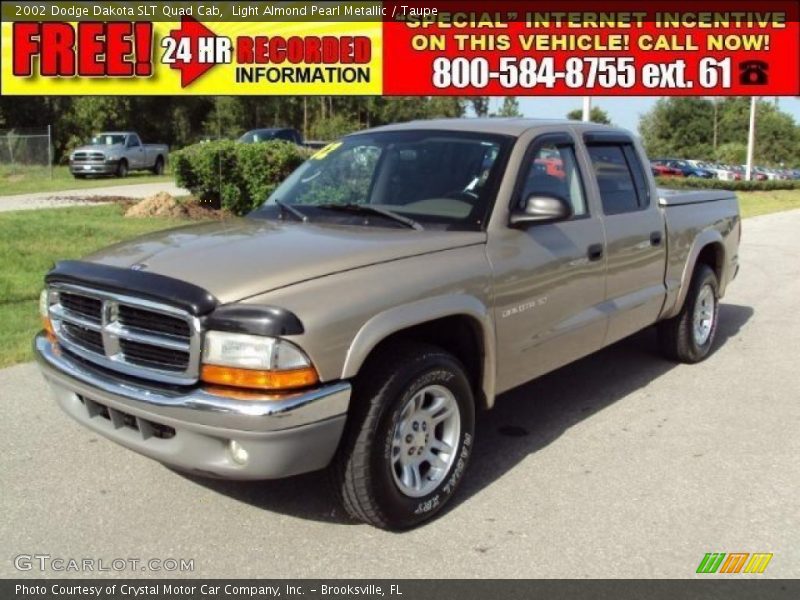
[{"x1": 1, "y1": 0, "x2": 799, "y2": 592}]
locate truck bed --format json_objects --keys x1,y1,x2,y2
[{"x1": 658, "y1": 187, "x2": 740, "y2": 320}]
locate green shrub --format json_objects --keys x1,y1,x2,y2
[
  {"x1": 172, "y1": 140, "x2": 312, "y2": 214},
  {"x1": 655, "y1": 177, "x2": 800, "y2": 192}
]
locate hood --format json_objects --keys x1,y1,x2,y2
[
  {"x1": 72, "y1": 143, "x2": 123, "y2": 155},
  {"x1": 84, "y1": 218, "x2": 485, "y2": 304}
]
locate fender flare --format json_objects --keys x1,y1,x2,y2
[
  {"x1": 665, "y1": 229, "x2": 725, "y2": 319},
  {"x1": 340, "y1": 294, "x2": 497, "y2": 408}
]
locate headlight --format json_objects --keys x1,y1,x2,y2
[{"x1": 201, "y1": 331, "x2": 318, "y2": 391}]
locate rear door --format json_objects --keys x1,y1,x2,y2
[
  {"x1": 583, "y1": 133, "x2": 667, "y2": 345},
  {"x1": 489, "y1": 132, "x2": 609, "y2": 392}
]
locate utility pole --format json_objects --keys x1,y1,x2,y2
[
  {"x1": 582, "y1": 97, "x2": 592, "y2": 122},
  {"x1": 745, "y1": 96, "x2": 757, "y2": 181},
  {"x1": 712, "y1": 98, "x2": 718, "y2": 151}
]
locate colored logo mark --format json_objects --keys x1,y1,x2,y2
[{"x1": 697, "y1": 552, "x2": 773, "y2": 574}]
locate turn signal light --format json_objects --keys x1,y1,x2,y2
[
  {"x1": 200, "y1": 364, "x2": 319, "y2": 391},
  {"x1": 42, "y1": 317, "x2": 56, "y2": 342}
]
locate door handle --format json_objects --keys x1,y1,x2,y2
[
  {"x1": 650, "y1": 231, "x2": 663, "y2": 246},
  {"x1": 587, "y1": 243, "x2": 604, "y2": 261}
]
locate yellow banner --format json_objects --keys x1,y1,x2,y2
[{"x1": 0, "y1": 20, "x2": 382, "y2": 95}]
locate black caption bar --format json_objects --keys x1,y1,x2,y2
[{"x1": 4, "y1": 580, "x2": 800, "y2": 600}]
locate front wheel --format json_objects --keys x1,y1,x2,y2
[
  {"x1": 116, "y1": 159, "x2": 128, "y2": 178},
  {"x1": 332, "y1": 343, "x2": 475, "y2": 529},
  {"x1": 658, "y1": 264, "x2": 720, "y2": 363}
]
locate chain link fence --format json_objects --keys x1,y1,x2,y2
[{"x1": 0, "y1": 127, "x2": 53, "y2": 179}]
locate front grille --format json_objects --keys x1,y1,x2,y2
[
  {"x1": 60, "y1": 293, "x2": 102, "y2": 322},
  {"x1": 119, "y1": 339, "x2": 189, "y2": 372},
  {"x1": 62, "y1": 322, "x2": 104, "y2": 353},
  {"x1": 118, "y1": 305, "x2": 190, "y2": 338},
  {"x1": 72, "y1": 151, "x2": 105, "y2": 162},
  {"x1": 47, "y1": 284, "x2": 200, "y2": 385}
]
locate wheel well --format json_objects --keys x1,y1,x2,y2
[
  {"x1": 364, "y1": 315, "x2": 487, "y2": 409},
  {"x1": 695, "y1": 242, "x2": 724, "y2": 282}
]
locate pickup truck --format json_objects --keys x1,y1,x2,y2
[
  {"x1": 69, "y1": 132, "x2": 168, "y2": 178},
  {"x1": 36, "y1": 119, "x2": 740, "y2": 529}
]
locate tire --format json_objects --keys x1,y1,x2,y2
[
  {"x1": 151, "y1": 156, "x2": 164, "y2": 175},
  {"x1": 332, "y1": 342, "x2": 475, "y2": 530},
  {"x1": 658, "y1": 264, "x2": 720, "y2": 363},
  {"x1": 116, "y1": 159, "x2": 128, "y2": 178}
]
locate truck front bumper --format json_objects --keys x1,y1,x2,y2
[
  {"x1": 69, "y1": 160, "x2": 119, "y2": 175},
  {"x1": 34, "y1": 334, "x2": 350, "y2": 480}
]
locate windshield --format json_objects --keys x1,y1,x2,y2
[
  {"x1": 91, "y1": 134, "x2": 126, "y2": 146},
  {"x1": 251, "y1": 130, "x2": 510, "y2": 230}
]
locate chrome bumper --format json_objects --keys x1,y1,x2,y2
[
  {"x1": 69, "y1": 161, "x2": 118, "y2": 175},
  {"x1": 34, "y1": 334, "x2": 351, "y2": 479}
]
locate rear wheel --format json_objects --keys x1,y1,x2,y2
[
  {"x1": 151, "y1": 156, "x2": 164, "y2": 175},
  {"x1": 332, "y1": 343, "x2": 475, "y2": 529},
  {"x1": 658, "y1": 264, "x2": 720, "y2": 363}
]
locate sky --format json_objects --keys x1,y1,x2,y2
[{"x1": 498, "y1": 96, "x2": 800, "y2": 135}]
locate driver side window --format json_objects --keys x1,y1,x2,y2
[{"x1": 520, "y1": 143, "x2": 587, "y2": 217}]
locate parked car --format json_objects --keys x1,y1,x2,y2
[
  {"x1": 650, "y1": 161, "x2": 682, "y2": 177},
  {"x1": 688, "y1": 161, "x2": 739, "y2": 181},
  {"x1": 238, "y1": 127, "x2": 330, "y2": 151},
  {"x1": 742, "y1": 166, "x2": 769, "y2": 181},
  {"x1": 69, "y1": 132, "x2": 167, "y2": 178},
  {"x1": 37, "y1": 119, "x2": 740, "y2": 529},
  {"x1": 654, "y1": 158, "x2": 715, "y2": 178},
  {"x1": 238, "y1": 127, "x2": 304, "y2": 145}
]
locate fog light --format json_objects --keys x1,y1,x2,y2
[{"x1": 229, "y1": 440, "x2": 249, "y2": 465}]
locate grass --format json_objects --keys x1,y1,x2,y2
[
  {"x1": 0, "y1": 164, "x2": 172, "y2": 196},
  {"x1": 737, "y1": 189, "x2": 800, "y2": 218},
  {"x1": 0, "y1": 190, "x2": 799, "y2": 369},
  {"x1": 0, "y1": 204, "x2": 192, "y2": 368}
]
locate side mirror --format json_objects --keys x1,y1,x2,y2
[{"x1": 510, "y1": 194, "x2": 573, "y2": 226}]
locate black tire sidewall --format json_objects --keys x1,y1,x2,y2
[
  {"x1": 153, "y1": 158, "x2": 164, "y2": 174},
  {"x1": 685, "y1": 267, "x2": 720, "y2": 360},
  {"x1": 117, "y1": 160, "x2": 128, "y2": 177},
  {"x1": 370, "y1": 358, "x2": 475, "y2": 528}
]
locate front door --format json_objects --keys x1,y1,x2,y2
[{"x1": 489, "y1": 134, "x2": 608, "y2": 393}]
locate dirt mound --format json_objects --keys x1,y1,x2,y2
[{"x1": 124, "y1": 193, "x2": 226, "y2": 220}]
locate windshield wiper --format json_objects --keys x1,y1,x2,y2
[
  {"x1": 274, "y1": 199, "x2": 308, "y2": 223},
  {"x1": 316, "y1": 203, "x2": 423, "y2": 231}
]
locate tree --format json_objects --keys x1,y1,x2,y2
[
  {"x1": 469, "y1": 98, "x2": 490, "y2": 117},
  {"x1": 495, "y1": 97, "x2": 522, "y2": 117},
  {"x1": 638, "y1": 98, "x2": 714, "y2": 159},
  {"x1": 639, "y1": 96, "x2": 800, "y2": 166},
  {"x1": 566, "y1": 106, "x2": 612, "y2": 125}
]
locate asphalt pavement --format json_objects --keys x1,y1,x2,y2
[
  {"x1": 0, "y1": 180, "x2": 190, "y2": 212},
  {"x1": 1, "y1": 209, "x2": 798, "y2": 579}
]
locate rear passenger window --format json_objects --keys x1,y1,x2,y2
[{"x1": 587, "y1": 144, "x2": 650, "y2": 215}]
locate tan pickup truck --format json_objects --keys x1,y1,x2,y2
[{"x1": 36, "y1": 119, "x2": 740, "y2": 529}]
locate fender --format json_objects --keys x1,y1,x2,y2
[
  {"x1": 662, "y1": 229, "x2": 725, "y2": 320},
  {"x1": 341, "y1": 294, "x2": 497, "y2": 408}
]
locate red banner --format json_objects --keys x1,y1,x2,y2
[{"x1": 382, "y1": 1, "x2": 800, "y2": 96}]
